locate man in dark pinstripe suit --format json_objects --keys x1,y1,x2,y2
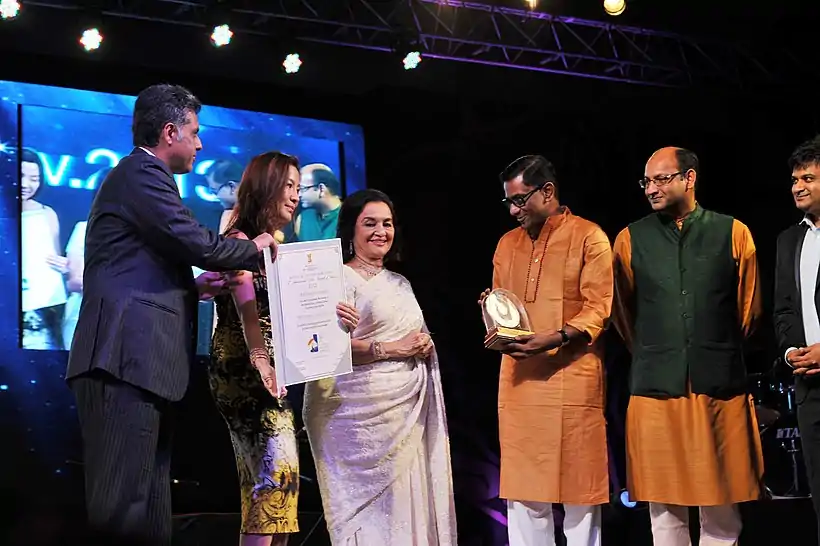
[{"x1": 65, "y1": 84, "x2": 277, "y2": 545}]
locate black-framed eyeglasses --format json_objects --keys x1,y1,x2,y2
[
  {"x1": 213, "y1": 181, "x2": 236, "y2": 193},
  {"x1": 638, "y1": 171, "x2": 684, "y2": 189},
  {"x1": 501, "y1": 182, "x2": 547, "y2": 209},
  {"x1": 298, "y1": 184, "x2": 319, "y2": 194}
]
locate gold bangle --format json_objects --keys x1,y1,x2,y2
[
  {"x1": 249, "y1": 348, "x2": 269, "y2": 368},
  {"x1": 251, "y1": 358, "x2": 269, "y2": 369},
  {"x1": 250, "y1": 347, "x2": 268, "y2": 359}
]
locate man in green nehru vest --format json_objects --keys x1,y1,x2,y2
[
  {"x1": 612, "y1": 147, "x2": 764, "y2": 546},
  {"x1": 294, "y1": 164, "x2": 342, "y2": 242}
]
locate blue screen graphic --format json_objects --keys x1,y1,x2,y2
[
  {"x1": 6, "y1": 80, "x2": 366, "y2": 356},
  {"x1": 0, "y1": 80, "x2": 366, "y2": 478}
]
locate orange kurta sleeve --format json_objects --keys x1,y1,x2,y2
[
  {"x1": 612, "y1": 227, "x2": 635, "y2": 351},
  {"x1": 564, "y1": 227, "x2": 613, "y2": 344},
  {"x1": 492, "y1": 242, "x2": 504, "y2": 290},
  {"x1": 732, "y1": 219, "x2": 762, "y2": 339}
]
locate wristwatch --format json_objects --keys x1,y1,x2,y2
[{"x1": 558, "y1": 329, "x2": 570, "y2": 346}]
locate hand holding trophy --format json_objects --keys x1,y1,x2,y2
[{"x1": 481, "y1": 288, "x2": 534, "y2": 350}]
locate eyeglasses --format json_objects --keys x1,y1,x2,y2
[
  {"x1": 638, "y1": 171, "x2": 684, "y2": 189},
  {"x1": 214, "y1": 181, "x2": 236, "y2": 193},
  {"x1": 501, "y1": 182, "x2": 547, "y2": 209},
  {"x1": 298, "y1": 184, "x2": 318, "y2": 194}
]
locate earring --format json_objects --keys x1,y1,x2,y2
[{"x1": 349, "y1": 241, "x2": 354, "y2": 255}]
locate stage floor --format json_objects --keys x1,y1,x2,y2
[
  {"x1": 171, "y1": 498, "x2": 817, "y2": 546},
  {"x1": 5, "y1": 491, "x2": 814, "y2": 545}
]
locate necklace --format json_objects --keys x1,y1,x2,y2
[
  {"x1": 354, "y1": 255, "x2": 384, "y2": 278},
  {"x1": 523, "y1": 209, "x2": 566, "y2": 303}
]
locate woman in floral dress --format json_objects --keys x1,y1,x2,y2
[{"x1": 209, "y1": 151, "x2": 359, "y2": 546}]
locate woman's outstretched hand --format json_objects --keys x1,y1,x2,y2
[
  {"x1": 256, "y1": 361, "x2": 287, "y2": 399},
  {"x1": 337, "y1": 302, "x2": 360, "y2": 332}
]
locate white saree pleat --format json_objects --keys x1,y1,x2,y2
[{"x1": 303, "y1": 266, "x2": 457, "y2": 545}]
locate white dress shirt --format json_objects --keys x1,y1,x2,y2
[{"x1": 786, "y1": 217, "x2": 820, "y2": 365}]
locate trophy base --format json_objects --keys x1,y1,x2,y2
[{"x1": 484, "y1": 327, "x2": 534, "y2": 350}]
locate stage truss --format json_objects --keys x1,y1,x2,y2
[{"x1": 27, "y1": 0, "x2": 801, "y2": 88}]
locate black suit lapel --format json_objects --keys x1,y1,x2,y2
[
  {"x1": 795, "y1": 225, "x2": 808, "y2": 299},
  {"x1": 792, "y1": 223, "x2": 820, "y2": 320}
]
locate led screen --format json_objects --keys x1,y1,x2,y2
[{"x1": 5, "y1": 80, "x2": 366, "y2": 355}]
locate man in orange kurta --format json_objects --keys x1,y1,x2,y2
[
  {"x1": 485, "y1": 155, "x2": 612, "y2": 546},
  {"x1": 612, "y1": 147, "x2": 764, "y2": 546}
]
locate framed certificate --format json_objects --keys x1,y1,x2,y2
[{"x1": 263, "y1": 238, "x2": 353, "y2": 387}]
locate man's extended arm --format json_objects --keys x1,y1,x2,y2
[{"x1": 129, "y1": 162, "x2": 260, "y2": 272}]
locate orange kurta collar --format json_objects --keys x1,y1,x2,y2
[
  {"x1": 531, "y1": 206, "x2": 571, "y2": 243},
  {"x1": 519, "y1": 207, "x2": 571, "y2": 303}
]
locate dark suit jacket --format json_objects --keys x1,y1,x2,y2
[
  {"x1": 66, "y1": 148, "x2": 259, "y2": 401},
  {"x1": 773, "y1": 221, "x2": 820, "y2": 402}
]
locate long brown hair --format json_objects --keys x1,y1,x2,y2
[{"x1": 225, "y1": 151, "x2": 299, "y2": 238}]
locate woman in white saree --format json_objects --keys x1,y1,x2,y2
[{"x1": 303, "y1": 189, "x2": 457, "y2": 545}]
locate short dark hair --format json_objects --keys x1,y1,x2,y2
[
  {"x1": 338, "y1": 189, "x2": 401, "y2": 264},
  {"x1": 674, "y1": 148, "x2": 700, "y2": 176},
  {"x1": 312, "y1": 169, "x2": 341, "y2": 196},
  {"x1": 207, "y1": 159, "x2": 244, "y2": 186},
  {"x1": 788, "y1": 136, "x2": 820, "y2": 172},
  {"x1": 21, "y1": 147, "x2": 42, "y2": 172},
  {"x1": 500, "y1": 155, "x2": 558, "y2": 194},
  {"x1": 132, "y1": 84, "x2": 202, "y2": 147}
]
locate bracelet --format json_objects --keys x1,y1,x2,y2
[
  {"x1": 558, "y1": 329, "x2": 570, "y2": 346},
  {"x1": 249, "y1": 347, "x2": 270, "y2": 368},
  {"x1": 371, "y1": 341, "x2": 387, "y2": 360}
]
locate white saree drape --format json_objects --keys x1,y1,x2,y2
[{"x1": 303, "y1": 266, "x2": 457, "y2": 545}]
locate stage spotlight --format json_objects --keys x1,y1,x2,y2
[
  {"x1": 283, "y1": 53, "x2": 302, "y2": 74},
  {"x1": 80, "y1": 27, "x2": 103, "y2": 52},
  {"x1": 210, "y1": 24, "x2": 233, "y2": 47},
  {"x1": 603, "y1": 0, "x2": 626, "y2": 16},
  {"x1": 524, "y1": 0, "x2": 537, "y2": 9},
  {"x1": 0, "y1": 0, "x2": 20, "y2": 20},
  {"x1": 402, "y1": 51, "x2": 422, "y2": 70}
]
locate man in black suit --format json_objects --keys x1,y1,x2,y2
[
  {"x1": 774, "y1": 134, "x2": 820, "y2": 540},
  {"x1": 65, "y1": 84, "x2": 276, "y2": 545}
]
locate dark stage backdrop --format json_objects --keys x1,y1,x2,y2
[{"x1": 1, "y1": 34, "x2": 820, "y2": 546}]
